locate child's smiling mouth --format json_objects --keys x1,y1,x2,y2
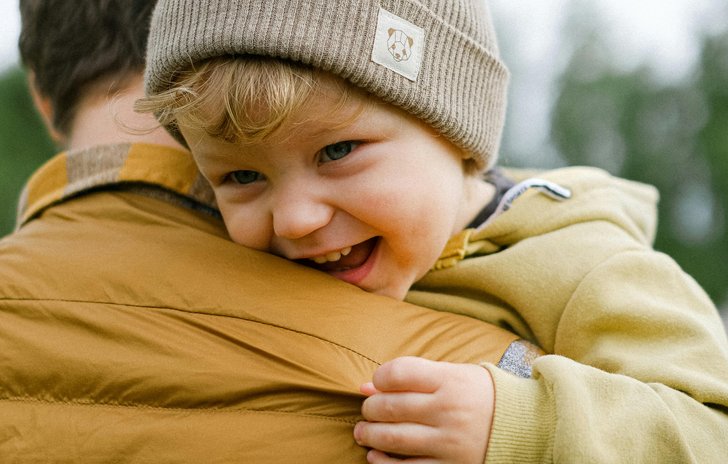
[{"x1": 301, "y1": 237, "x2": 379, "y2": 276}]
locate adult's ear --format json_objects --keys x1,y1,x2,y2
[{"x1": 27, "y1": 71, "x2": 65, "y2": 145}]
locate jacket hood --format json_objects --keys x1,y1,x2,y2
[{"x1": 476, "y1": 166, "x2": 659, "y2": 249}]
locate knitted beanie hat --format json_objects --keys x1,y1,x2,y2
[{"x1": 145, "y1": 0, "x2": 509, "y2": 170}]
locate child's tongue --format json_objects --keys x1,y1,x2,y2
[{"x1": 314, "y1": 238, "x2": 377, "y2": 272}]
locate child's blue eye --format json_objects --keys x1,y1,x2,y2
[
  {"x1": 230, "y1": 170, "x2": 264, "y2": 184},
  {"x1": 321, "y1": 141, "x2": 359, "y2": 162}
]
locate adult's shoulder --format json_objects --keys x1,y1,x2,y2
[{"x1": 0, "y1": 189, "x2": 518, "y2": 461}]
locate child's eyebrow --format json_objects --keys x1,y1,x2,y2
[
  {"x1": 295, "y1": 120, "x2": 360, "y2": 142},
  {"x1": 193, "y1": 149, "x2": 245, "y2": 168},
  {"x1": 296, "y1": 104, "x2": 372, "y2": 139}
]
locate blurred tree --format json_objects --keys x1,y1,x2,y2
[
  {"x1": 0, "y1": 66, "x2": 55, "y2": 236},
  {"x1": 551, "y1": 12, "x2": 728, "y2": 306}
]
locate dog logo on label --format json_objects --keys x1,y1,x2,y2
[{"x1": 387, "y1": 28, "x2": 414, "y2": 62}]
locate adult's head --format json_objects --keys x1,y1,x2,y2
[{"x1": 19, "y1": 0, "x2": 155, "y2": 140}]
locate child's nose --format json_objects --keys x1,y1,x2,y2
[{"x1": 271, "y1": 185, "x2": 334, "y2": 240}]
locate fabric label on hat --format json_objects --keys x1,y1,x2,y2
[{"x1": 371, "y1": 8, "x2": 425, "y2": 81}]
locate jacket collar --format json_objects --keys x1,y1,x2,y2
[{"x1": 16, "y1": 142, "x2": 216, "y2": 229}]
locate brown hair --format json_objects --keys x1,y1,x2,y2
[{"x1": 19, "y1": 0, "x2": 156, "y2": 136}]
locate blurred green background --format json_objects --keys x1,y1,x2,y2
[
  {"x1": 0, "y1": 3, "x2": 726, "y2": 321},
  {"x1": 492, "y1": 2, "x2": 728, "y2": 320},
  {"x1": 0, "y1": 67, "x2": 55, "y2": 230}
]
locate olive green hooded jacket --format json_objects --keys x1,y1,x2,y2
[{"x1": 410, "y1": 166, "x2": 728, "y2": 463}]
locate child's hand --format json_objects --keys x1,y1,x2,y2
[{"x1": 354, "y1": 356, "x2": 494, "y2": 464}]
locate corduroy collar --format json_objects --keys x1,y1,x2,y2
[{"x1": 16, "y1": 142, "x2": 216, "y2": 229}]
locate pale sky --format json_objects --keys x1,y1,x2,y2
[
  {"x1": 494, "y1": 0, "x2": 725, "y2": 78},
  {"x1": 488, "y1": 0, "x2": 727, "y2": 168},
  {"x1": 0, "y1": 1, "x2": 20, "y2": 70}
]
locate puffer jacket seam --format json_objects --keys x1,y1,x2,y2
[
  {"x1": 0, "y1": 297, "x2": 381, "y2": 366},
  {"x1": 0, "y1": 396, "x2": 359, "y2": 424}
]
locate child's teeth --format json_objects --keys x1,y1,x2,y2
[{"x1": 310, "y1": 246, "x2": 353, "y2": 264}]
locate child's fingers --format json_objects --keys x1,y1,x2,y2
[
  {"x1": 360, "y1": 381, "x2": 379, "y2": 396},
  {"x1": 354, "y1": 421, "x2": 440, "y2": 457},
  {"x1": 372, "y1": 356, "x2": 445, "y2": 393},
  {"x1": 365, "y1": 449, "x2": 439, "y2": 464},
  {"x1": 361, "y1": 391, "x2": 434, "y2": 423},
  {"x1": 365, "y1": 449, "x2": 402, "y2": 464}
]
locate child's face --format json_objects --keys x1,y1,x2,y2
[{"x1": 180, "y1": 83, "x2": 481, "y2": 300}]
